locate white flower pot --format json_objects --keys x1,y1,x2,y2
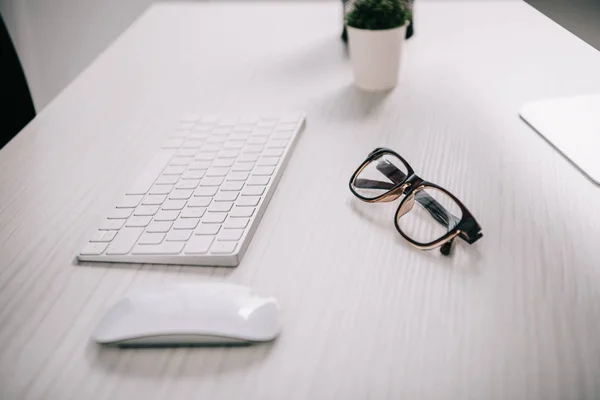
[{"x1": 347, "y1": 23, "x2": 409, "y2": 91}]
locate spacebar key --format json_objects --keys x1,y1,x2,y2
[
  {"x1": 132, "y1": 242, "x2": 185, "y2": 255},
  {"x1": 127, "y1": 149, "x2": 176, "y2": 195},
  {"x1": 105, "y1": 227, "x2": 144, "y2": 255}
]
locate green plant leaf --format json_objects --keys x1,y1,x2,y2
[{"x1": 346, "y1": 0, "x2": 411, "y2": 30}]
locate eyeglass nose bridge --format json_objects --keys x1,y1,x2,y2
[{"x1": 401, "y1": 175, "x2": 424, "y2": 195}]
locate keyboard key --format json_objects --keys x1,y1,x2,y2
[
  {"x1": 218, "y1": 229, "x2": 244, "y2": 241},
  {"x1": 221, "y1": 181, "x2": 244, "y2": 191},
  {"x1": 207, "y1": 136, "x2": 228, "y2": 144},
  {"x1": 108, "y1": 208, "x2": 134, "y2": 219},
  {"x1": 142, "y1": 194, "x2": 167, "y2": 205},
  {"x1": 230, "y1": 133, "x2": 249, "y2": 141},
  {"x1": 206, "y1": 167, "x2": 229, "y2": 177},
  {"x1": 125, "y1": 216, "x2": 152, "y2": 227},
  {"x1": 89, "y1": 230, "x2": 117, "y2": 242},
  {"x1": 230, "y1": 207, "x2": 255, "y2": 218},
  {"x1": 237, "y1": 153, "x2": 260, "y2": 162},
  {"x1": 215, "y1": 191, "x2": 239, "y2": 202},
  {"x1": 189, "y1": 132, "x2": 209, "y2": 140},
  {"x1": 166, "y1": 230, "x2": 193, "y2": 242},
  {"x1": 184, "y1": 236, "x2": 214, "y2": 254},
  {"x1": 247, "y1": 176, "x2": 270, "y2": 186},
  {"x1": 156, "y1": 175, "x2": 179, "y2": 185},
  {"x1": 194, "y1": 187, "x2": 219, "y2": 196},
  {"x1": 182, "y1": 170, "x2": 205, "y2": 180},
  {"x1": 154, "y1": 210, "x2": 180, "y2": 221},
  {"x1": 267, "y1": 139, "x2": 288, "y2": 148},
  {"x1": 237, "y1": 196, "x2": 261, "y2": 207},
  {"x1": 195, "y1": 153, "x2": 217, "y2": 161},
  {"x1": 182, "y1": 140, "x2": 203, "y2": 149},
  {"x1": 138, "y1": 232, "x2": 166, "y2": 245},
  {"x1": 195, "y1": 224, "x2": 221, "y2": 235},
  {"x1": 117, "y1": 195, "x2": 143, "y2": 208},
  {"x1": 252, "y1": 128, "x2": 272, "y2": 136},
  {"x1": 257, "y1": 157, "x2": 279, "y2": 166},
  {"x1": 243, "y1": 145, "x2": 264, "y2": 153},
  {"x1": 175, "y1": 180, "x2": 200, "y2": 190},
  {"x1": 163, "y1": 165, "x2": 187, "y2": 175},
  {"x1": 212, "y1": 158, "x2": 235, "y2": 167},
  {"x1": 232, "y1": 162, "x2": 254, "y2": 172},
  {"x1": 271, "y1": 132, "x2": 292, "y2": 139},
  {"x1": 149, "y1": 185, "x2": 173, "y2": 195},
  {"x1": 80, "y1": 242, "x2": 109, "y2": 255},
  {"x1": 126, "y1": 150, "x2": 175, "y2": 194},
  {"x1": 188, "y1": 161, "x2": 211, "y2": 170},
  {"x1": 247, "y1": 136, "x2": 267, "y2": 144},
  {"x1": 146, "y1": 221, "x2": 173, "y2": 233},
  {"x1": 173, "y1": 218, "x2": 200, "y2": 230},
  {"x1": 203, "y1": 213, "x2": 227, "y2": 224},
  {"x1": 219, "y1": 150, "x2": 240, "y2": 158},
  {"x1": 227, "y1": 172, "x2": 249, "y2": 181},
  {"x1": 210, "y1": 241, "x2": 237, "y2": 254},
  {"x1": 200, "y1": 144, "x2": 221, "y2": 152},
  {"x1": 132, "y1": 242, "x2": 185, "y2": 255},
  {"x1": 263, "y1": 148, "x2": 284, "y2": 157},
  {"x1": 253, "y1": 166, "x2": 275, "y2": 176},
  {"x1": 214, "y1": 127, "x2": 232, "y2": 135},
  {"x1": 161, "y1": 200, "x2": 187, "y2": 210},
  {"x1": 224, "y1": 142, "x2": 244, "y2": 149},
  {"x1": 99, "y1": 219, "x2": 126, "y2": 230},
  {"x1": 134, "y1": 205, "x2": 160, "y2": 216},
  {"x1": 200, "y1": 177, "x2": 223, "y2": 186},
  {"x1": 170, "y1": 157, "x2": 193, "y2": 166},
  {"x1": 242, "y1": 186, "x2": 265, "y2": 196},
  {"x1": 224, "y1": 218, "x2": 250, "y2": 229},
  {"x1": 209, "y1": 202, "x2": 233, "y2": 212},
  {"x1": 188, "y1": 197, "x2": 212, "y2": 207},
  {"x1": 105, "y1": 227, "x2": 144, "y2": 255},
  {"x1": 177, "y1": 148, "x2": 197, "y2": 157},
  {"x1": 181, "y1": 208, "x2": 206, "y2": 218},
  {"x1": 169, "y1": 189, "x2": 194, "y2": 200}
]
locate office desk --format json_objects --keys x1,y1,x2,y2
[{"x1": 2, "y1": 2, "x2": 600, "y2": 399}]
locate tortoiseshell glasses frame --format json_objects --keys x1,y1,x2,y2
[{"x1": 349, "y1": 148, "x2": 483, "y2": 255}]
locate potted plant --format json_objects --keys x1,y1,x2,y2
[{"x1": 346, "y1": 0, "x2": 412, "y2": 91}]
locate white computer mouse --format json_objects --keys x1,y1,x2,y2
[{"x1": 92, "y1": 283, "x2": 281, "y2": 346}]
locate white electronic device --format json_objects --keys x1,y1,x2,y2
[
  {"x1": 77, "y1": 112, "x2": 305, "y2": 266},
  {"x1": 520, "y1": 94, "x2": 600, "y2": 186},
  {"x1": 91, "y1": 283, "x2": 281, "y2": 346}
]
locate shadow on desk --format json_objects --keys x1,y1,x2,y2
[
  {"x1": 86, "y1": 339, "x2": 274, "y2": 378},
  {"x1": 347, "y1": 197, "x2": 483, "y2": 274},
  {"x1": 76, "y1": 260, "x2": 235, "y2": 279}
]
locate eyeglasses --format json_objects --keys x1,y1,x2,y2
[{"x1": 349, "y1": 148, "x2": 483, "y2": 255}]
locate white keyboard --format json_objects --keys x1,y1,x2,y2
[{"x1": 78, "y1": 112, "x2": 305, "y2": 266}]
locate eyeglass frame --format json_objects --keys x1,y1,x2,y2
[{"x1": 349, "y1": 147, "x2": 483, "y2": 255}]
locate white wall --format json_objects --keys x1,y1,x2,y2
[{"x1": 1, "y1": 0, "x2": 153, "y2": 111}]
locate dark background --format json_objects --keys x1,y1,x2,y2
[{"x1": 526, "y1": 0, "x2": 600, "y2": 51}]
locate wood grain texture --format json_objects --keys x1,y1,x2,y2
[{"x1": 2, "y1": 1, "x2": 600, "y2": 399}]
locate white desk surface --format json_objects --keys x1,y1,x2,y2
[{"x1": 2, "y1": 1, "x2": 600, "y2": 399}]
